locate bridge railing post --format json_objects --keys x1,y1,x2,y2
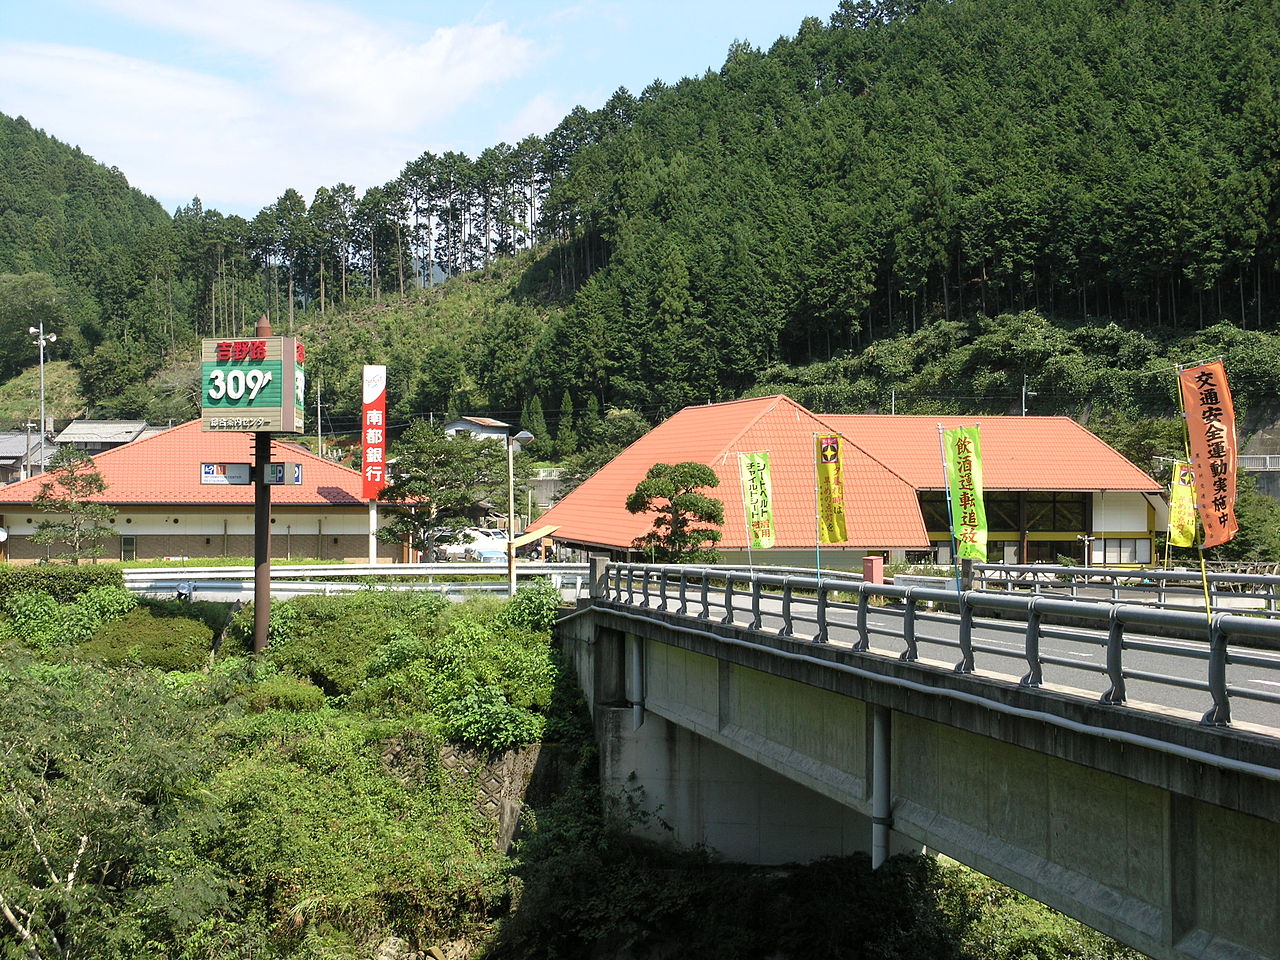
[
  {"x1": 722, "y1": 571, "x2": 736, "y2": 624},
  {"x1": 1021, "y1": 599, "x2": 1043, "y2": 686},
  {"x1": 640, "y1": 566, "x2": 652, "y2": 607},
  {"x1": 900, "y1": 589, "x2": 918, "y2": 661},
  {"x1": 678, "y1": 570, "x2": 689, "y2": 615},
  {"x1": 625, "y1": 566, "x2": 636, "y2": 603},
  {"x1": 1202, "y1": 616, "x2": 1231, "y2": 725},
  {"x1": 816, "y1": 582, "x2": 830, "y2": 644},
  {"x1": 612, "y1": 564, "x2": 623, "y2": 600},
  {"x1": 699, "y1": 571, "x2": 710, "y2": 620},
  {"x1": 658, "y1": 568, "x2": 669, "y2": 610},
  {"x1": 954, "y1": 592, "x2": 975, "y2": 673},
  {"x1": 1101, "y1": 610, "x2": 1127, "y2": 704},
  {"x1": 589, "y1": 556, "x2": 609, "y2": 599},
  {"x1": 780, "y1": 577, "x2": 794, "y2": 637},
  {"x1": 853, "y1": 586, "x2": 870, "y2": 651}
]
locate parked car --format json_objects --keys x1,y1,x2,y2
[{"x1": 435, "y1": 527, "x2": 506, "y2": 561}]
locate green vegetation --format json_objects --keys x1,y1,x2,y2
[
  {"x1": 3, "y1": 0, "x2": 1279, "y2": 456},
  {"x1": 0, "y1": 580, "x2": 565, "y2": 958},
  {"x1": 626, "y1": 461, "x2": 726, "y2": 563},
  {"x1": 31, "y1": 446, "x2": 117, "y2": 563},
  {"x1": 0, "y1": 576, "x2": 1151, "y2": 958}
]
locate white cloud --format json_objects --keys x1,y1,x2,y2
[
  {"x1": 501, "y1": 91, "x2": 570, "y2": 143},
  {"x1": 91, "y1": 0, "x2": 536, "y2": 132}
]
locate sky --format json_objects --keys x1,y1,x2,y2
[{"x1": 0, "y1": 0, "x2": 826, "y2": 219}]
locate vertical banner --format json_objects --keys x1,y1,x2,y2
[
  {"x1": 738, "y1": 452, "x2": 776, "y2": 549},
  {"x1": 361, "y1": 365, "x2": 388, "y2": 501},
  {"x1": 1177, "y1": 361, "x2": 1238, "y2": 548},
  {"x1": 1168, "y1": 461, "x2": 1197, "y2": 549},
  {"x1": 815, "y1": 434, "x2": 848, "y2": 543},
  {"x1": 943, "y1": 425, "x2": 988, "y2": 561}
]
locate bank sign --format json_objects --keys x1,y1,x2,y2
[{"x1": 201, "y1": 337, "x2": 305, "y2": 433}]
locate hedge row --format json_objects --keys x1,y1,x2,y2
[{"x1": 0, "y1": 564, "x2": 125, "y2": 601}]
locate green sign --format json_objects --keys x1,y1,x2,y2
[{"x1": 201, "y1": 337, "x2": 304, "y2": 433}]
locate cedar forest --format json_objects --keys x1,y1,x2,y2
[{"x1": 2, "y1": 0, "x2": 1280, "y2": 521}]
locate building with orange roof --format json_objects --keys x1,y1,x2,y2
[
  {"x1": 538, "y1": 397, "x2": 1166, "y2": 568},
  {"x1": 0, "y1": 421, "x2": 396, "y2": 563}
]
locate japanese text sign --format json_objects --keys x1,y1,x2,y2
[
  {"x1": 1177, "y1": 360, "x2": 1238, "y2": 548},
  {"x1": 1168, "y1": 461, "x2": 1196, "y2": 549},
  {"x1": 738, "y1": 451, "x2": 776, "y2": 549},
  {"x1": 815, "y1": 434, "x2": 848, "y2": 544},
  {"x1": 943, "y1": 425, "x2": 988, "y2": 561},
  {"x1": 201, "y1": 337, "x2": 305, "y2": 433},
  {"x1": 362, "y1": 365, "x2": 388, "y2": 500}
]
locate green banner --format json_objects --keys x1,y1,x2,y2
[
  {"x1": 738, "y1": 452, "x2": 776, "y2": 549},
  {"x1": 943, "y1": 426, "x2": 987, "y2": 561},
  {"x1": 815, "y1": 434, "x2": 848, "y2": 544}
]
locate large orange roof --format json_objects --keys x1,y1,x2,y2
[
  {"x1": 824, "y1": 415, "x2": 1161, "y2": 492},
  {"x1": 0, "y1": 421, "x2": 366, "y2": 507},
  {"x1": 537, "y1": 396, "x2": 930, "y2": 551}
]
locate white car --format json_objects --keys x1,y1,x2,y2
[{"x1": 436, "y1": 527, "x2": 506, "y2": 561}]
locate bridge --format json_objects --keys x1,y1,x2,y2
[{"x1": 557, "y1": 562, "x2": 1280, "y2": 960}]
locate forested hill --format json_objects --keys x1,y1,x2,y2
[{"x1": 1, "y1": 0, "x2": 1279, "y2": 437}]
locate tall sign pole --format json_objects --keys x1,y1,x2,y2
[{"x1": 201, "y1": 316, "x2": 305, "y2": 654}]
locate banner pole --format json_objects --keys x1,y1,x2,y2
[
  {"x1": 736, "y1": 453, "x2": 754, "y2": 571},
  {"x1": 938, "y1": 424, "x2": 960, "y2": 595},
  {"x1": 812, "y1": 433, "x2": 822, "y2": 585}
]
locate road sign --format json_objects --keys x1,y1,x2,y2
[
  {"x1": 201, "y1": 462, "x2": 252, "y2": 485},
  {"x1": 264, "y1": 462, "x2": 303, "y2": 485}
]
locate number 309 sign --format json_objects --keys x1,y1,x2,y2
[{"x1": 201, "y1": 337, "x2": 305, "y2": 433}]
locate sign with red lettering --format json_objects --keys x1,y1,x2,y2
[
  {"x1": 201, "y1": 337, "x2": 305, "y2": 433},
  {"x1": 362, "y1": 365, "x2": 388, "y2": 500}
]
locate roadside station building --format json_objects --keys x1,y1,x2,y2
[
  {"x1": 536, "y1": 395, "x2": 1166, "y2": 569},
  {"x1": 0, "y1": 420, "x2": 397, "y2": 563}
]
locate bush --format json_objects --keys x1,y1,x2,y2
[
  {"x1": 247, "y1": 674, "x2": 326, "y2": 713},
  {"x1": 79, "y1": 605, "x2": 215, "y2": 671},
  {"x1": 502, "y1": 579, "x2": 563, "y2": 632},
  {"x1": 0, "y1": 563, "x2": 124, "y2": 601}
]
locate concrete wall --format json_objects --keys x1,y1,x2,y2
[{"x1": 559, "y1": 603, "x2": 1280, "y2": 960}]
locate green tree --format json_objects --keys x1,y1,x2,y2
[
  {"x1": 31, "y1": 447, "x2": 117, "y2": 564},
  {"x1": 554, "y1": 389, "x2": 578, "y2": 459},
  {"x1": 626, "y1": 461, "x2": 724, "y2": 562},
  {"x1": 0, "y1": 652, "x2": 225, "y2": 959},
  {"x1": 375, "y1": 421, "x2": 523, "y2": 559}
]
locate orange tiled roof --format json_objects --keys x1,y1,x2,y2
[
  {"x1": 823, "y1": 415, "x2": 1161, "y2": 492},
  {"x1": 0, "y1": 420, "x2": 366, "y2": 507},
  {"x1": 537, "y1": 396, "x2": 930, "y2": 551}
]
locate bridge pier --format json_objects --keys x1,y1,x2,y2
[{"x1": 559, "y1": 597, "x2": 1280, "y2": 960}]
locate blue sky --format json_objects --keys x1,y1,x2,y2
[{"x1": 0, "y1": 0, "x2": 826, "y2": 218}]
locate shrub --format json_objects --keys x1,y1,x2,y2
[
  {"x1": 0, "y1": 563, "x2": 124, "y2": 601},
  {"x1": 78, "y1": 605, "x2": 216, "y2": 671},
  {"x1": 247, "y1": 674, "x2": 326, "y2": 713},
  {"x1": 78, "y1": 584, "x2": 139, "y2": 620},
  {"x1": 502, "y1": 579, "x2": 563, "y2": 632}
]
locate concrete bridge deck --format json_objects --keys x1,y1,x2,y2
[{"x1": 559, "y1": 563, "x2": 1280, "y2": 960}]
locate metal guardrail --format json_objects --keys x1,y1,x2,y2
[
  {"x1": 971, "y1": 562, "x2": 1280, "y2": 617},
  {"x1": 123, "y1": 562, "x2": 591, "y2": 601},
  {"x1": 599, "y1": 563, "x2": 1280, "y2": 728}
]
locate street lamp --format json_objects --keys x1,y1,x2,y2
[
  {"x1": 28, "y1": 322, "x2": 56, "y2": 475},
  {"x1": 507, "y1": 429, "x2": 534, "y2": 597}
]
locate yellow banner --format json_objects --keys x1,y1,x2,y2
[
  {"x1": 738, "y1": 452, "x2": 776, "y2": 549},
  {"x1": 815, "y1": 434, "x2": 848, "y2": 543},
  {"x1": 1168, "y1": 461, "x2": 1196, "y2": 548}
]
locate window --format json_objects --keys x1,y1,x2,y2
[
  {"x1": 1094, "y1": 538, "x2": 1151, "y2": 566},
  {"x1": 120, "y1": 536, "x2": 136, "y2": 562}
]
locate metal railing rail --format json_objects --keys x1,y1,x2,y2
[
  {"x1": 600, "y1": 563, "x2": 1280, "y2": 728},
  {"x1": 971, "y1": 562, "x2": 1280, "y2": 617},
  {"x1": 123, "y1": 562, "x2": 591, "y2": 601}
]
